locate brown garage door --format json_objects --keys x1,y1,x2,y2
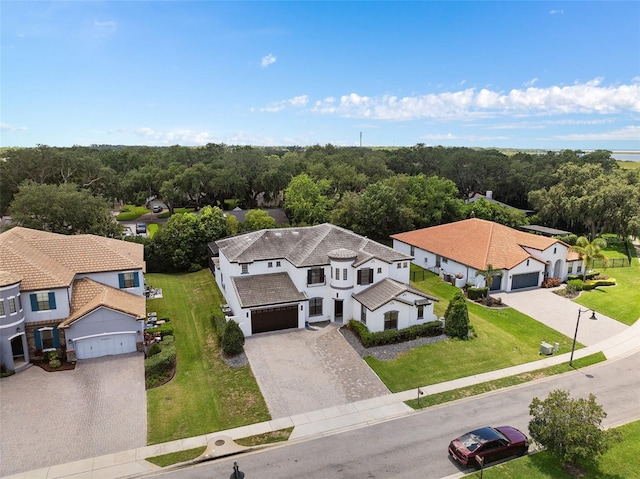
[{"x1": 251, "y1": 305, "x2": 299, "y2": 334}]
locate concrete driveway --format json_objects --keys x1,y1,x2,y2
[
  {"x1": 0, "y1": 353, "x2": 146, "y2": 477},
  {"x1": 243, "y1": 324, "x2": 390, "y2": 419},
  {"x1": 493, "y1": 288, "x2": 628, "y2": 346}
]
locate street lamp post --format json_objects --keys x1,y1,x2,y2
[{"x1": 570, "y1": 308, "x2": 597, "y2": 367}]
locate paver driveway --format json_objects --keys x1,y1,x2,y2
[
  {"x1": 0, "y1": 353, "x2": 146, "y2": 477},
  {"x1": 243, "y1": 323, "x2": 390, "y2": 419}
]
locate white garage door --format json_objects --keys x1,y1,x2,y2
[{"x1": 75, "y1": 334, "x2": 137, "y2": 360}]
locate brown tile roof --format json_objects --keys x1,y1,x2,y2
[
  {"x1": 231, "y1": 272, "x2": 307, "y2": 308},
  {"x1": 391, "y1": 219, "x2": 567, "y2": 271},
  {"x1": 0, "y1": 270, "x2": 23, "y2": 287},
  {"x1": 59, "y1": 278, "x2": 146, "y2": 327},
  {"x1": 353, "y1": 278, "x2": 438, "y2": 312},
  {"x1": 0, "y1": 227, "x2": 144, "y2": 291},
  {"x1": 216, "y1": 223, "x2": 411, "y2": 268}
]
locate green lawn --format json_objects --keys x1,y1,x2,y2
[
  {"x1": 466, "y1": 419, "x2": 640, "y2": 478},
  {"x1": 147, "y1": 223, "x2": 159, "y2": 238},
  {"x1": 145, "y1": 270, "x2": 269, "y2": 444},
  {"x1": 574, "y1": 242, "x2": 640, "y2": 326},
  {"x1": 366, "y1": 268, "x2": 582, "y2": 392},
  {"x1": 116, "y1": 204, "x2": 150, "y2": 221}
]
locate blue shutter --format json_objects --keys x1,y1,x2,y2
[
  {"x1": 53, "y1": 329, "x2": 61, "y2": 348},
  {"x1": 34, "y1": 330, "x2": 42, "y2": 349},
  {"x1": 30, "y1": 294, "x2": 39, "y2": 312},
  {"x1": 133, "y1": 272, "x2": 140, "y2": 288},
  {"x1": 48, "y1": 292, "x2": 56, "y2": 310},
  {"x1": 118, "y1": 273, "x2": 125, "y2": 288}
]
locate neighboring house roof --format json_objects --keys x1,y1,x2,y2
[
  {"x1": 231, "y1": 272, "x2": 307, "y2": 308},
  {"x1": 0, "y1": 270, "x2": 23, "y2": 287},
  {"x1": 519, "y1": 225, "x2": 572, "y2": 236},
  {"x1": 215, "y1": 223, "x2": 411, "y2": 268},
  {"x1": 0, "y1": 227, "x2": 145, "y2": 291},
  {"x1": 353, "y1": 278, "x2": 439, "y2": 312},
  {"x1": 466, "y1": 193, "x2": 533, "y2": 214},
  {"x1": 391, "y1": 218, "x2": 571, "y2": 271},
  {"x1": 59, "y1": 278, "x2": 146, "y2": 327}
]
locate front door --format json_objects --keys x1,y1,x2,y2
[{"x1": 334, "y1": 300, "x2": 343, "y2": 322}]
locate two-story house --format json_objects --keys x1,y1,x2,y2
[
  {"x1": 209, "y1": 223, "x2": 439, "y2": 337},
  {"x1": 391, "y1": 218, "x2": 583, "y2": 292},
  {"x1": 0, "y1": 227, "x2": 146, "y2": 372}
]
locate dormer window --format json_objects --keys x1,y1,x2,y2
[{"x1": 241, "y1": 264, "x2": 249, "y2": 274}]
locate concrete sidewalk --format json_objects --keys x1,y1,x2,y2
[{"x1": 5, "y1": 318, "x2": 640, "y2": 479}]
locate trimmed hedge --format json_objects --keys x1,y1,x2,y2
[
  {"x1": 145, "y1": 346, "x2": 176, "y2": 383},
  {"x1": 568, "y1": 271, "x2": 600, "y2": 281},
  {"x1": 567, "y1": 279, "x2": 584, "y2": 292},
  {"x1": 347, "y1": 320, "x2": 443, "y2": 347},
  {"x1": 467, "y1": 287, "x2": 488, "y2": 300},
  {"x1": 148, "y1": 322, "x2": 174, "y2": 338},
  {"x1": 583, "y1": 278, "x2": 616, "y2": 290}
]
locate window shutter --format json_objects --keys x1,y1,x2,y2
[
  {"x1": 133, "y1": 272, "x2": 140, "y2": 288},
  {"x1": 53, "y1": 329, "x2": 61, "y2": 348},
  {"x1": 307, "y1": 270, "x2": 312, "y2": 283},
  {"x1": 118, "y1": 273, "x2": 125, "y2": 288},
  {"x1": 34, "y1": 330, "x2": 42, "y2": 349},
  {"x1": 30, "y1": 294, "x2": 39, "y2": 312},
  {"x1": 320, "y1": 269, "x2": 325, "y2": 282},
  {"x1": 357, "y1": 270, "x2": 362, "y2": 285},
  {"x1": 48, "y1": 292, "x2": 56, "y2": 309}
]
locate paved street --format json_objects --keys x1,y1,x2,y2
[
  {"x1": 244, "y1": 323, "x2": 390, "y2": 418},
  {"x1": 0, "y1": 353, "x2": 146, "y2": 477}
]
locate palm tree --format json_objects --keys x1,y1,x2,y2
[
  {"x1": 570, "y1": 236, "x2": 609, "y2": 280},
  {"x1": 476, "y1": 264, "x2": 503, "y2": 299}
]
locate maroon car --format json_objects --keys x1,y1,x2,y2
[{"x1": 448, "y1": 426, "x2": 528, "y2": 468}]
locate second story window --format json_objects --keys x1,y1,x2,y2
[
  {"x1": 9, "y1": 298, "x2": 17, "y2": 314},
  {"x1": 241, "y1": 264, "x2": 249, "y2": 274},
  {"x1": 357, "y1": 268, "x2": 373, "y2": 285},
  {"x1": 30, "y1": 292, "x2": 57, "y2": 312},
  {"x1": 343, "y1": 268, "x2": 348, "y2": 280},
  {"x1": 119, "y1": 272, "x2": 139, "y2": 289},
  {"x1": 0, "y1": 301, "x2": 5, "y2": 316},
  {"x1": 335, "y1": 268, "x2": 340, "y2": 280},
  {"x1": 307, "y1": 267, "x2": 325, "y2": 285}
]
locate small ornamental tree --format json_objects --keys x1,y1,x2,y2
[
  {"x1": 444, "y1": 291, "x2": 470, "y2": 340},
  {"x1": 221, "y1": 319, "x2": 245, "y2": 355},
  {"x1": 529, "y1": 389, "x2": 621, "y2": 471}
]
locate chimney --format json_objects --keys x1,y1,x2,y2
[{"x1": 486, "y1": 191, "x2": 493, "y2": 200}]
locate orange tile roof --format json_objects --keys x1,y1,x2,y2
[
  {"x1": 59, "y1": 278, "x2": 146, "y2": 327},
  {"x1": 391, "y1": 218, "x2": 567, "y2": 270},
  {"x1": 0, "y1": 227, "x2": 144, "y2": 291}
]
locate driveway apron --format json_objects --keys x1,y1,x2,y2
[
  {"x1": 0, "y1": 353, "x2": 146, "y2": 477},
  {"x1": 493, "y1": 288, "x2": 628, "y2": 346},
  {"x1": 243, "y1": 324, "x2": 390, "y2": 419}
]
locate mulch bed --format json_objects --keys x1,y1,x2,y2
[{"x1": 32, "y1": 360, "x2": 76, "y2": 372}]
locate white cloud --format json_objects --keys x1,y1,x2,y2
[
  {"x1": 260, "y1": 95, "x2": 308, "y2": 112},
  {"x1": 420, "y1": 132, "x2": 510, "y2": 142},
  {"x1": 549, "y1": 9, "x2": 564, "y2": 15},
  {"x1": 0, "y1": 122, "x2": 27, "y2": 131},
  {"x1": 523, "y1": 78, "x2": 538, "y2": 88},
  {"x1": 109, "y1": 127, "x2": 213, "y2": 146},
  {"x1": 299, "y1": 79, "x2": 640, "y2": 120},
  {"x1": 261, "y1": 53, "x2": 276, "y2": 67},
  {"x1": 94, "y1": 20, "x2": 117, "y2": 37},
  {"x1": 553, "y1": 125, "x2": 640, "y2": 141}
]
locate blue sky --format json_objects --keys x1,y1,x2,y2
[{"x1": 2, "y1": 1, "x2": 639, "y2": 150}]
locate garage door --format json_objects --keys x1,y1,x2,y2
[
  {"x1": 75, "y1": 334, "x2": 137, "y2": 360},
  {"x1": 251, "y1": 305, "x2": 298, "y2": 334},
  {"x1": 512, "y1": 272, "x2": 539, "y2": 290}
]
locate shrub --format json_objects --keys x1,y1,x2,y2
[
  {"x1": 444, "y1": 292, "x2": 470, "y2": 340},
  {"x1": 147, "y1": 342, "x2": 161, "y2": 357},
  {"x1": 542, "y1": 277, "x2": 562, "y2": 288},
  {"x1": 554, "y1": 233, "x2": 578, "y2": 245},
  {"x1": 145, "y1": 345, "x2": 176, "y2": 388},
  {"x1": 221, "y1": 319, "x2": 245, "y2": 355},
  {"x1": 346, "y1": 320, "x2": 443, "y2": 347},
  {"x1": 147, "y1": 322, "x2": 174, "y2": 338},
  {"x1": 467, "y1": 287, "x2": 488, "y2": 300},
  {"x1": 584, "y1": 278, "x2": 616, "y2": 290},
  {"x1": 213, "y1": 315, "x2": 227, "y2": 342},
  {"x1": 567, "y1": 279, "x2": 584, "y2": 292}
]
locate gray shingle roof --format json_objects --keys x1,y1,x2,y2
[
  {"x1": 231, "y1": 272, "x2": 308, "y2": 308},
  {"x1": 353, "y1": 278, "x2": 438, "y2": 312},
  {"x1": 215, "y1": 223, "x2": 411, "y2": 267}
]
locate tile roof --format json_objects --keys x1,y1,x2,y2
[
  {"x1": 0, "y1": 227, "x2": 145, "y2": 291},
  {"x1": 231, "y1": 272, "x2": 307, "y2": 308},
  {"x1": 353, "y1": 278, "x2": 439, "y2": 312},
  {"x1": 215, "y1": 223, "x2": 411, "y2": 268},
  {"x1": 59, "y1": 278, "x2": 146, "y2": 327},
  {"x1": 391, "y1": 218, "x2": 567, "y2": 271},
  {"x1": 0, "y1": 270, "x2": 23, "y2": 287}
]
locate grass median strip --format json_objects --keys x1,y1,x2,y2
[{"x1": 405, "y1": 352, "x2": 606, "y2": 409}]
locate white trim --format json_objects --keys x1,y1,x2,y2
[
  {"x1": 0, "y1": 318, "x2": 25, "y2": 330},
  {"x1": 71, "y1": 331, "x2": 138, "y2": 342}
]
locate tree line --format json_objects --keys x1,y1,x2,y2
[{"x1": 2, "y1": 143, "x2": 638, "y2": 253}]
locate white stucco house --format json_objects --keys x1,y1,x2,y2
[
  {"x1": 0, "y1": 227, "x2": 146, "y2": 372},
  {"x1": 209, "y1": 223, "x2": 439, "y2": 337},
  {"x1": 391, "y1": 218, "x2": 582, "y2": 292}
]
